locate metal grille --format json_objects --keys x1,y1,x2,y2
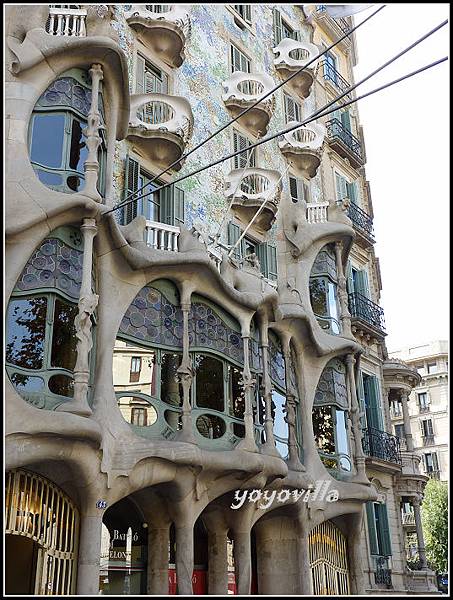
[
  {"x1": 347, "y1": 202, "x2": 375, "y2": 242},
  {"x1": 362, "y1": 427, "x2": 402, "y2": 465},
  {"x1": 309, "y1": 520, "x2": 350, "y2": 595},
  {"x1": 5, "y1": 469, "x2": 79, "y2": 595},
  {"x1": 326, "y1": 119, "x2": 363, "y2": 164},
  {"x1": 348, "y1": 292, "x2": 386, "y2": 333}
]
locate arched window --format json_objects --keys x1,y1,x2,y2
[
  {"x1": 5, "y1": 226, "x2": 94, "y2": 410},
  {"x1": 309, "y1": 244, "x2": 341, "y2": 334},
  {"x1": 28, "y1": 68, "x2": 106, "y2": 195},
  {"x1": 313, "y1": 358, "x2": 351, "y2": 476}
]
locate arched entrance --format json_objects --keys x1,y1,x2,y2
[
  {"x1": 100, "y1": 496, "x2": 148, "y2": 595},
  {"x1": 5, "y1": 469, "x2": 79, "y2": 595},
  {"x1": 309, "y1": 520, "x2": 350, "y2": 595}
]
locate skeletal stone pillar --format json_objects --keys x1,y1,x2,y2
[
  {"x1": 56, "y1": 218, "x2": 98, "y2": 416},
  {"x1": 207, "y1": 528, "x2": 228, "y2": 594},
  {"x1": 233, "y1": 530, "x2": 251, "y2": 595},
  {"x1": 296, "y1": 524, "x2": 311, "y2": 594},
  {"x1": 400, "y1": 390, "x2": 414, "y2": 452},
  {"x1": 412, "y1": 497, "x2": 428, "y2": 569},
  {"x1": 335, "y1": 241, "x2": 352, "y2": 336},
  {"x1": 76, "y1": 508, "x2": 104, "y2": 595},
  {"x1": 175, "y1": 299, "x2": 196, "y2": 443},
  {"x1": 347, "y1": 512, "x2": 366, "y2": 594},
  {"x1": 258, "y1": 318, "x2": 279, "y2": 456},
  {"x1": 148, "y1": 525, "x2": 170, "y2": 595},
  {"x1": 82, "y1": 63, "x2": 104, "y2": 202},
  {"x1": 282, "y1": 337, "x2": 304, "y2": 471},
  {"x1": 346, "y1": 353, "x2": 369, "y2": 484},
  {"x1": 175, "y1": 523, "x2": 194, "y2": 595},
  {"x1": 236, "y1": 332, "x2": 258, "y2": 452}
]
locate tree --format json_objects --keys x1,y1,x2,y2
[{"x1": 421, "y1": 478, "x2": 448, "y2": 573}]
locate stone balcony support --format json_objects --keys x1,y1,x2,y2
[
  {"x1": 273, "y1": 38, "x2": 319, "y2": 98},
  {"x1": 278, "y1": 122, "x2": 325, "y2": 178}
]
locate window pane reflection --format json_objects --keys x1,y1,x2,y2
[
  {"x1": 310, "y1": 279, "x2": 328, "y2": 315},
  {"x1": 313, "y1": 405, "x2": 336, "y2": 454},
  {"x1": 196, "y1": 414, "x2": 226, "y2": 439},
  {"x1": 195, "y1": 355, "x2": 224, "y2": 412},
  {"x1": 118, "y1": 396, "x2": 158, "y2": 427},
  {"x1": 48, "y1": 374, "x2": 74, "y2": 397},
  {"x1": 10, "y1": 373, "x2": 45, "y2": 392},
  {"x1": 272, "y1": 389, "x2": 288, "y2": 443},
  {"x1": 51, "y1": 299, "x2": 78, "y2": 370},
  {"x1": 6, "y1": 297, "x2": 47, "y2": 370},
  {"x1": 161, "y1": 353, "x2": 182, "y2": 406},
  {"x1": 69, "y1": 119, "x2": 88, "y2": 172},
  {"x1": 229, "y1": 365, "x2": 244, "y2": 418},
  {"x1": 30, "y1": 114, "x2": 65, "y2": 168}
]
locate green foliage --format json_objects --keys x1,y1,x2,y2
[{"x1": 421, "y1": 479, "x2": 448, "y2": 573}]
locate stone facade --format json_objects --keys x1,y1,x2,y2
[
  {"x1": 390, "y1": 341, "x2": 449, "y2": 482},
  {"x1": 4, "y1": 3, "x2": 438, "y2": 595}
]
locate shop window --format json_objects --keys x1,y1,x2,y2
[
  {"x1": 313, "y1": 358, "x2": 351, "y2": 473},
  {"x1": 309, "y1": 245, "x2": 341, "y2": 334},
  {"x1": 28, "y1": 68, "x2": 106, "y2": 195}
]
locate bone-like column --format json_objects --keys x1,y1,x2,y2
[
  {"x1": 236, "y1": 326, "x2": 258, "y2": 452},
  {"x1": 346, "y1": 353, "x2": 369, "y2": 484},
  {"x1": 233, "y1": 530, "x2": 252, "y2": 595},
  {"x1": 175, "y1": 523, "x2": 194, "y2": 595},
  {"x1": 258, "y1": 316, "x2": 279, "y2": 456},
  {"x1": 175, "y1": 297, "x2": 196, "y2": 443},
  {"x1": 56, "y1": 218, "x2": 98, "y2": 416},
  {"x1": 282, "y1": 335, "x2": 304, "y2": 471},
  {"x1": 82, "y1": 63, "x2": 104, "y2": 202},
  {"x1": 76, "y1": 506, "x2": 103, "y2": 594},
  {"x1": 335, "y1": 241, "x2": 352, "y2": 336},
  {"x1": 147, "y1": 525, "x2": 170, "y2": 595},
  {"x1": 207, "y1": 528, "x2": 228, "y2": 594}
]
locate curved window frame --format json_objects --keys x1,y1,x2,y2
[
  {"x1": 28, "y1": 68, "x2": 107, "y2": 196},
  {"x1": 309, "y1": 245, "x2": 341, "y2": 335},
  {"x1": 313, "y1": 358, "x2": 352, "y2": 477}
]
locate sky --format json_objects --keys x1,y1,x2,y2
[{"x1": 351, "y1": 3, "x2": 449, "y2": 352}]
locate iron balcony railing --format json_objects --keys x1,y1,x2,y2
[
  {"x1": 326, "y1": 118, "x2": 363, "y2": 165},
  {"x1": 374, "y1": 557, "x2": 392, "y2": 587},
  {"x1": 426, "y1": 469, "x2": 440, "y2": 480},
  {"x1": 347, "y1": 202, "x2": 375, "y2": 242},
  {"x1": 362, "y1": 427, "x2": 402, "y2": 465},
  {"x1": 419, "y1": 404, "x2": 430, "y2": 414},
  {"x1": 402, "y1": 512, "x2": 416, "y2": 526},
  {"x1": 422, "y1": 434, "x2": 435, "y2": 446},
  {"x1": 348, "y1": 292, "x2": 386, "y2": 334},
  {"x1": 320, "y1": 61, "x2": 352, "y2": 98}
]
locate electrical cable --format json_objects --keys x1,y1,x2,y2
[
  {"x1": 112, "y1": 4, "x2": 387, "y2": 213},
  {"x1": 104, "y1": 19, "x2": 448, "y2": 218}
]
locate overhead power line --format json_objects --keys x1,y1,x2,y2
[
  {"x1": 112, "y1": 4, "x2": 387, "y2": 212},
  {"x1": 104, "y1": 18, "x2": 447, "y2": 218}
]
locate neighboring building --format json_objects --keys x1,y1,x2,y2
[
  {"x1": 4, "y1": 4, "x2": 437, "y2": 596},
  {"x1": 390, "y1": 341, "x2": 449, "y2": 482}
]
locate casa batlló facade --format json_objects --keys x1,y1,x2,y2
[{"x1": 4, "y1": 3, "x2": 438, "y2": 595}]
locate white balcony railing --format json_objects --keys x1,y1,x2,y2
[
  {"x1": 306, "y1": 201, "x2": 329, "y2": 223},
  {"x1": 146, "y1": 220, "x2": 180, "y2": 251},
  {"x1": 279, "y1": 122, "x2": 325, "y2": 151},
  {"x1": 222, "y1": 71, "x2": 275, "y2": 112},
  {"x1": 126, "y1": 4, "x2": 191, "y2": 38},
  {"x1": 273, "y1": 38, "x2": 319, "y2": 69},
  {"x1": 46, "y1": 5, "x2": 87, "y2": 37},
  {"x1": 129, "y1": 93, "x2": 193, "y2": 143},
  {"x1": 402, "y1": 512, "x2": 416, "y2": 526}
]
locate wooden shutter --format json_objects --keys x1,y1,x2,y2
[
  {"x1": 356, "y1": 269, "x2": 370, "y2": 297},
  {"x1": 432, "y1": 452, "x2": 439, "y2": 470},
  {"x1": 364, "y1": 375, "x2": 383, "y2": 431},
  {"x1": 357, "y1": 370, "x2": 366, "y2": 428},
  {"x1": 379, "y1": 504, "x2": 392, "y2": 557},
  {"x1": 233, "y1": 130, "x2": 253, "y2": 169},
  {"x1": 124, "y1": 155, "x2": 140, "y2": 224},
  {"x1": 135, "y1": 54, "x2": 145, "y2": 95},
  {"x1": 228, "y1": 222, "x2": 243, "y2": 260},
  {"x1": 284, "y1": 94, "x2": 301, "y2": 123},
  {"x1": 273, "y1": 8, "x2": 283, "y2": 45},
  {"x1": 346, "y1": 181, "x2": 358, "y2": 204},
  {"x1": 257, "y1": 243, "x2": 277, "y2": 281},
  {"x1": 289, "y1": 176, "x2": 304, "y2": 203},
  {"x1": 335, "y1": 173, "x2": 348, "y2": 201},
  {"x1": 366, "y1": 502, "x2": 379, "y2": 556},
  {"x1": 341, "y1": 110, "x2": 352, "y2": 132},
  {"x1": 173, "y1": 186, "x2": 185, "y2": 226}
]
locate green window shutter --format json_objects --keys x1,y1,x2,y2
[
  {"x1": 355, "y1": 269, "x2": 370, "y2": 297},
  {"x1": 379, "y1": 504, "x2": 392, "y2": 557},
  {"x1": 335, "y1": 173, "x2": 347, "y2": 202},
  {"x1": 124, "y1": 155, "x2": 140, "y2": 224},
  {"x1": 341, "y1": 110, "x2": 352, "y2": 131},
  {"x1": 357, "y1": 371, "x2": 366, "y2": 428},
  {"x1": 273, "y1": 8, "x2": 283, "y2": 45},
  {"x1": 173, "y1": 186, "x2": 185, "y2": 226},
  {"x1": 366, "y1": 502, "x2": 379, "y2": 555},
  {"x1": 364, "y1": 375, "x2": 383, "y2": 431},
  {"x1": 257, "y1": 243, "x2": 277, "y2": 281},
  {"x1": 346, "y1": 181, "x2": 358, "y2": 205},
  {"x1": 228, "y1": 222, "x2": 243, "y2": 260},
  {"x1": 135, "y1": 54, "x2": 145, "y2": 94},
  {"x1": 160, "y1": 186, "x2": 174, "y2": 225},
  {"x1": 332, "y1": 108, "x2": 342, "y2": 122}
]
